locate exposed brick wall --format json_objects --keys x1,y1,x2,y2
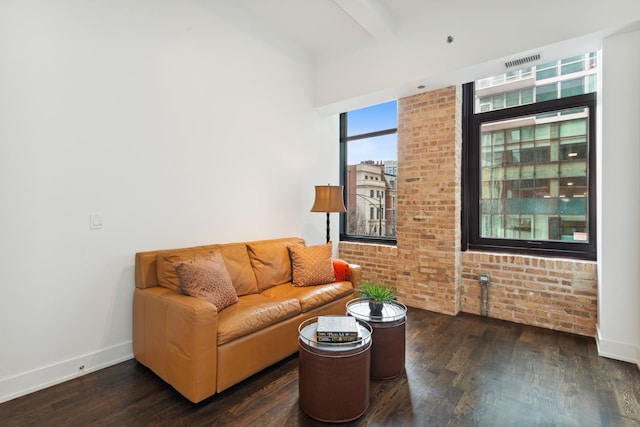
[
  {"x1": 461, "y1": 252, "x2": 597, "y2": 336},
  {"x1": 337, "y1": 85, "x2": 598, "y2": 337},
  {"x1": 395, "y1": 86, "x2": 462, "y2": 315},
  {"x1": 338, "y1": 242, "x2": 397, "y2": 288}
]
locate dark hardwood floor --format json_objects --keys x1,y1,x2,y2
[{"x1": 3, "y1": 308, "x2": 639, "y2": 426}]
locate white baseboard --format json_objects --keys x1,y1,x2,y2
[
  {"x1": 0, "y1": 341, "x2": 133, "y2": 404},
  {"x1": 596, "y1": 326, "x2": 640, "y2": 368}
]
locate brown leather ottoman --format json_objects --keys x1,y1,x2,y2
[
  {"x1": 298, "y1": 317, "x2": 372, "y2": 423},
  {"x1": 346, "y1": 299, "x2": 407, "y2": 379}
]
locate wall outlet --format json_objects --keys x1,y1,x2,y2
[{"x1": 479, "y1": 274, "x2": 491, "y2": 286}]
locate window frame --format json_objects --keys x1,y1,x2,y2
[
  {"x1": 462, "y1": 82, "x2": 597, "y2": 260},
  {"x1": 339, "y1": 112, "x2": 398, "y2": 245}
]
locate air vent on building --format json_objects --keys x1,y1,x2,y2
[{"x1": 504, "y1": 53, "x2": 542, "y2": 69}]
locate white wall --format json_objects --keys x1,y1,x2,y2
[
  {"x1": 597, "y1": 27, "x2": 640, "y2": 365},
  {"x1": 0, "y1": 1, "x2": 337, "y2": 402}
]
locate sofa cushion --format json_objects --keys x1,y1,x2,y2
[
  {"x1": 204, "y1": 243, "x2": 259, "y2": 296},
  {"x1": 156, "y1": 247, "x2": 213, "y2": 291},
  {"x1": 289, "y1": 242, "x2": 336, "y2": 287},
  {"x1": 174, "y1": 252, "x2": 238, "y2": 311},
  {"x1": 247, "y1": 238, "x2": 305, "y2": 291},
  {"x1": 155, "y1": 243, "x2": 259, "y2": 296},
  {"x1": 216, "y1": 294, "x2": 301, "y2": 345},
  {"x1": 261, "y1": 282, "x2": 353, "y2": 313}
]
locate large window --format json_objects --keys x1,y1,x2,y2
[
  {"x1": 340, "y1": 101, "x2": 397, "y2": 244},
  {"x1": 463, "y1": 52, "x2": 597, "y2": 260}
]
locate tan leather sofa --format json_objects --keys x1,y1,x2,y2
[{"x1": 133, "y1": 237, "x2": 360, "y2": 403}]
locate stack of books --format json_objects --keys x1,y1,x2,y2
[{"x1": 316, "y1": 316, "x2": 360, "y2": 343}]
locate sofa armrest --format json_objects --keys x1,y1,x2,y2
[
  {"x1": 348, "y1": 263, "x2": 362, "y2": 289},
  {"x1": 133, "y1": 287, "x2": 219, "y2": 403}
]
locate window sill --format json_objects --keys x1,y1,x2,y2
[{"x1": 339, "y1": 235, "x2": 397, "y2": 246}]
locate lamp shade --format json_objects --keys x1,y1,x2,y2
[{"x1": 310, "y1": 185, "x2": 346, "y2": 213}]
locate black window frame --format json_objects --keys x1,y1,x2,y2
[
  {"x1": 462, "y1": 82, "x2": 597, "y2": 260},
  {"x1": 339, "y1": 112, "x2": 398, "y2": 246}
]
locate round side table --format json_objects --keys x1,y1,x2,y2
[
  {"x1": 346, "y1": 299, "x2": 407, "y2": 379},
  {"x1": 298, "y1": 316, "x2": 372, "y2": 423}
]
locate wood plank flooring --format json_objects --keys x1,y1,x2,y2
[{"x1": 2, "y1": 308, "x2": 639, "y2": 426}]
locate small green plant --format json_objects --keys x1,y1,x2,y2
[{"x1": 358, "y1": 282, "x2": 396, "y2": 303}]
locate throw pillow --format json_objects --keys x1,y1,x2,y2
[
  {"x1": 332, "y1": 258, "x2": 351, "y2": 282},
  {"x1": 289, "y1": 242, "x2": 336, "y2": 287},
  {"x1": 174, "y1": 252, "x2": 238, "y2": 311}
]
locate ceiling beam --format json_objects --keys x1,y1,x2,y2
[{"x1": 333, "y1": 0, "x2": 395, "y2": 40}]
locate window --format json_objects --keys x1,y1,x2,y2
[
  {"x1": 340, "y1": 100, "x2": 397, "y2": 243},
  {"x1": 463, "y1": 52, "x2": 597, "y2": 260}
]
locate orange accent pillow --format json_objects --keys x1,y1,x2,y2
[
  {"x1": 289, "y1": 243, "x2": 336, "y2": 287},
  {"x1": 332, "y1": 259, "x2": 351, "y2": 282},
  {"x1": 174, "y1": 252, "x2": 238, "y2": 311}
]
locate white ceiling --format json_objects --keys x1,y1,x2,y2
[
  {"x1": 231, "y1": 0, "x2": 395, "y2": 63},
  {"x1": 213, "y1": 0, "x2": 640, "y2": 111}
]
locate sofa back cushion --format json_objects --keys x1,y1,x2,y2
[
  {"x1": 209, "y1": 243, "x2": 259, "y2": 296},
  {"x1": 247, "y1": 237, "x2": 305, "y2": 291},
  {"x1": 156, "y1": 247, "x2": 212, "y2": 291},
  {"x1": 156, "y1": 243, "x2": 259, "y2": 296}
]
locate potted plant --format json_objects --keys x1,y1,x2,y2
[{"x1": 358, "y1": 282, "x2": 396, "y2": 317}]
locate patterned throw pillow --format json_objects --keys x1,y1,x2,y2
[
  {"x1": 289, "y1": 242, "x2": 336, "y2": 287},
  {"x1": 174, "y1": 252, "x2": 238, "y2": 311}
]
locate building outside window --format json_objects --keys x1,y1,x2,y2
[
  {"x1": 463, "y1": 52, "x2": 597, "y2": 260},
  {"x1": 340, "y1": 100, "x2": 397, "y2": 243}
]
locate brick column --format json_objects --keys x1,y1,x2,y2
[{"x1": 396, "y1": 86, "x2": 462, "y2": 315}]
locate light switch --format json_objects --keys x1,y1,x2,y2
[{"x1": 90, "y1": 213, "x2": 103, "y2": 229}]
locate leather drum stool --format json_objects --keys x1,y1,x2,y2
[
  {"x1": 298, "y1": 317, "x2": 372, "y2": 423},
  {"x1": 346, "y1": 299, "x2": 407, "y2": 379}
]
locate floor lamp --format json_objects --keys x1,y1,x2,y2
[{"x1": 310, "y1": 185, "x2": 347, "y2": 243}]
